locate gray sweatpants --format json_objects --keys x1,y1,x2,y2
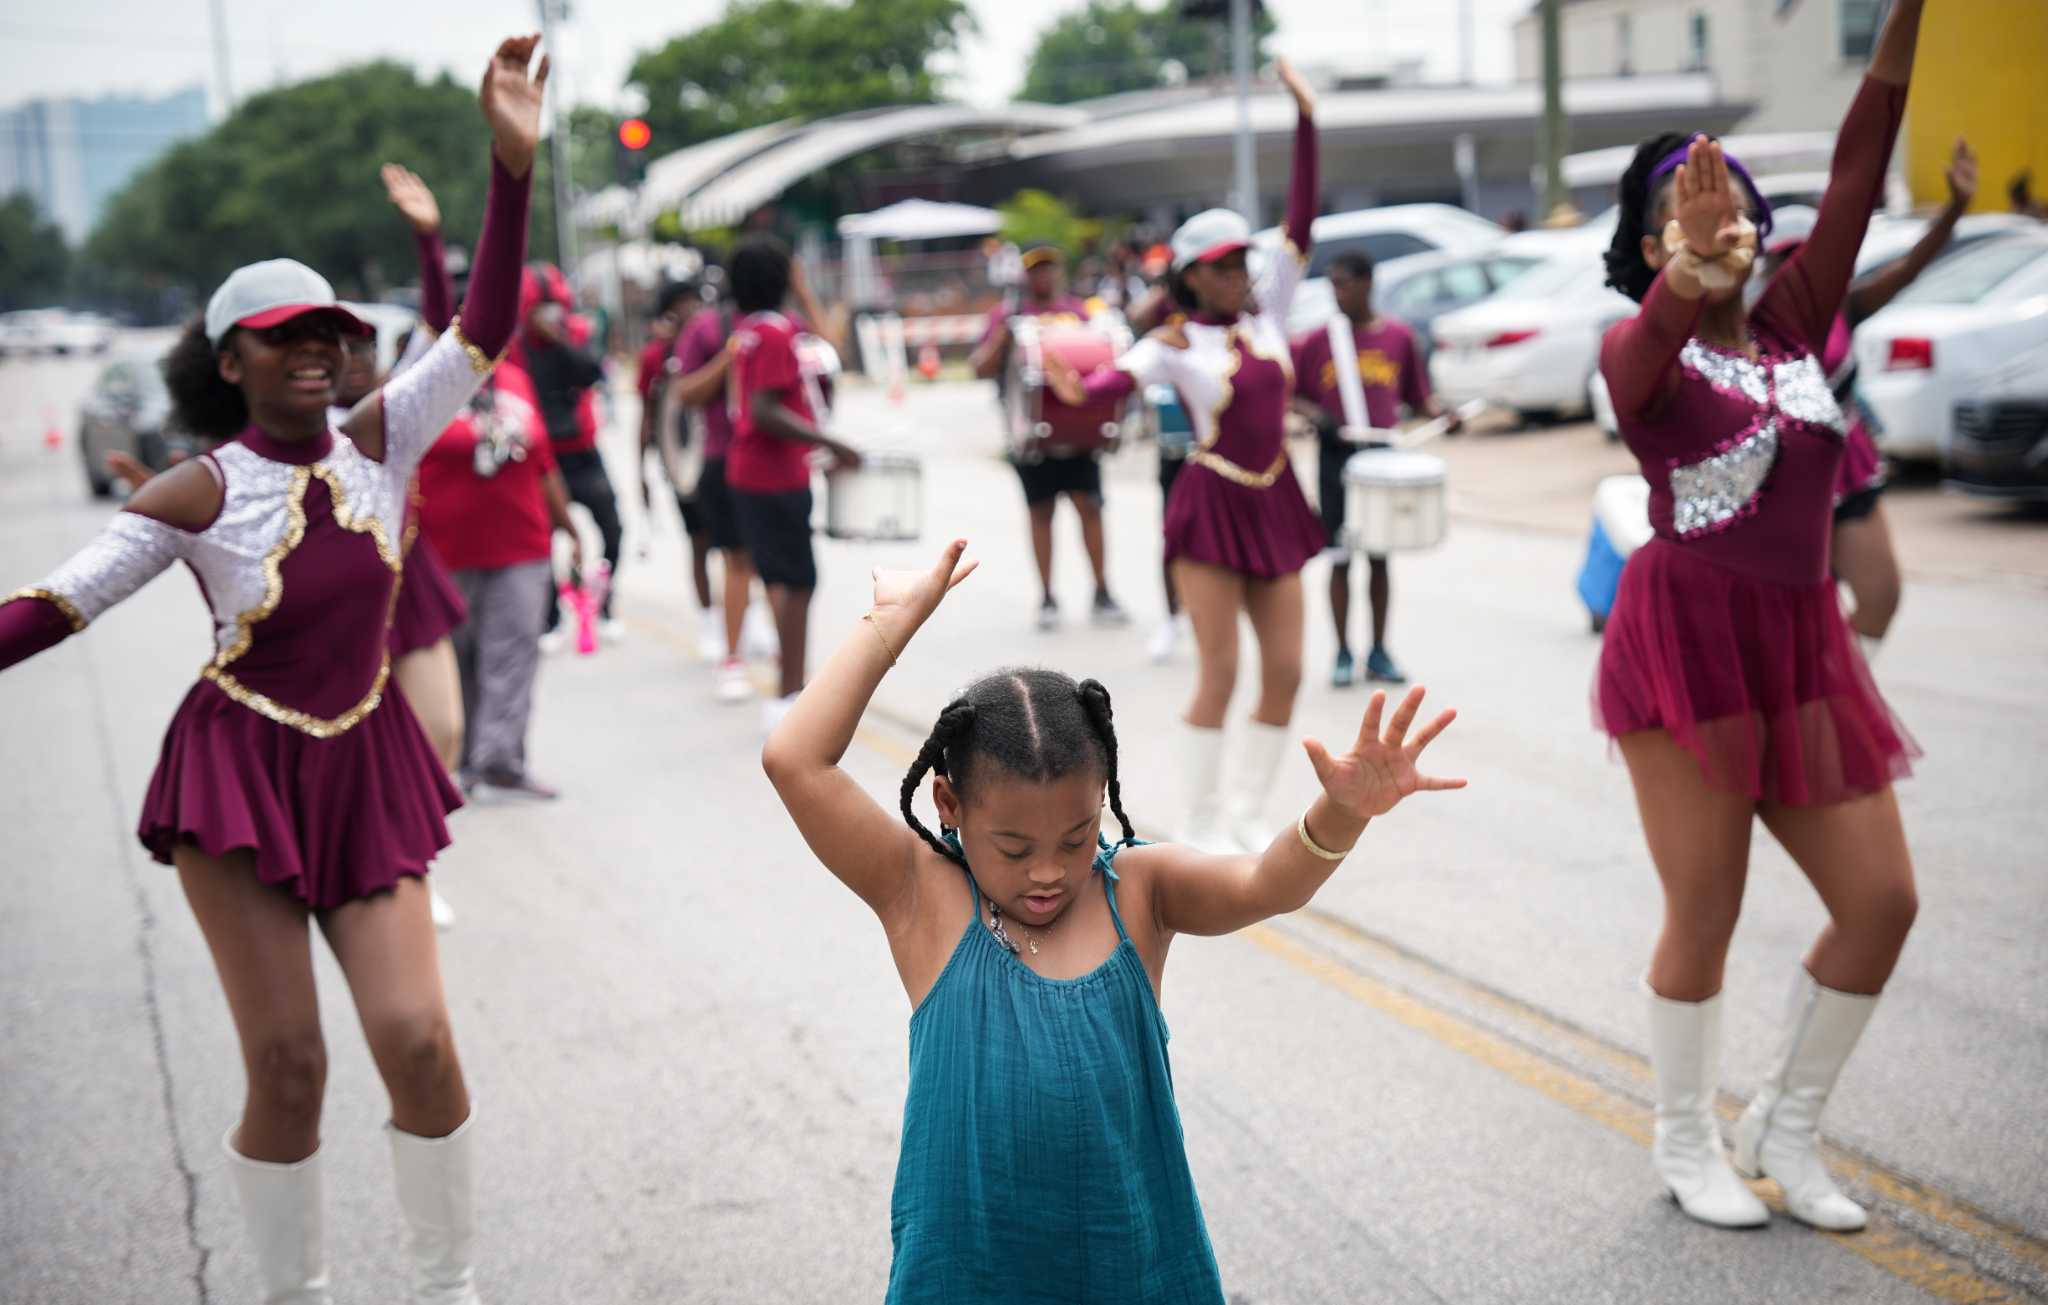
[{"x1": 450, "y1": 560, "x2": 551, "y2": 778}]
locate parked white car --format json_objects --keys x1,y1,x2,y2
[
  {"x1": 1429, "y1": 236, "x2": 1635, "y2": 421},
  {"x1": 1253, "y1": 203, "x2": 1506, "y2": 335},
  {"x1": 0, "y1": 308, "x2": 114, "y2": 356},
  {"x1": 1854, "y1": 230, "x2": 2048, "y2": 462}
]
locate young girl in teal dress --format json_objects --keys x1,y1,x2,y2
[{"x1": 761, "y1": 540, "x2": 1465, "y2": 1301}]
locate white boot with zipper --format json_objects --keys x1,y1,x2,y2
[
  {"x1": 1179, "y1": 722, "x2": 1233, "y2": 853},
  {"x1": 387, "y1": 1109, "x2": 483, "y2": 1304},
  {"x1": 1226, "y1": 721, "x2": 1290, "y2": 853},
  {"x1": 223, "y1": 1131, "x2": 333, "y2": 1304},
  {"x1": 1732, "y1": 969, "x2": 1879, "y2": 1232},
  {"x1": 1643, "y1": 983, "x2": 1770, "y2": 1228}
]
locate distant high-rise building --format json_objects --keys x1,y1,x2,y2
[{"x1": 0, "y1": 87, "x2": 209, "y2": 244}]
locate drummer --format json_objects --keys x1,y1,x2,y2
[
  {"x1": 969, "y1": 244, "x2": 1130, "y2": 632},
  {"x1": 1290, "y1": 251, "x2": 1460, "y2": 687}
]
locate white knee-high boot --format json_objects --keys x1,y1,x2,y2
[
  {"x1": 1733, "y1": 969, "x2": 1879, "y2": 1231},
  {"x1": 223, "y1": 1131, "x2": 333, "y2": 1303},
  {"x1": 1227, "y1": 721, "x2": 1291, "y2": 852},
  {"x1": 1179, "y1": 722, "x2": 1231, "y2": 852},
  {"x1": 1643, "y1": 984, "x2": 1770, "y2": 1229},
  {"x1": 387, "y1": 1108, "x2": 482, "y2": 1304}
]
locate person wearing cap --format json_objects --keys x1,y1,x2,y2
[
  {"x1": 1593, "y1": 0, "x2": 1928, "y2": 1236},
  {"x1": 0, "y1": 34, "x2": 545, "y2": 1301},
  {"x1": 971, "y1": 243, "x2": 1130, "y2": 631},
  {"x1": 1046, "y1": 56, "x2": 1323, "y2": 853},
  {"x1": 1758, "y1": 137, "x2": 1977, "y2": 661}
]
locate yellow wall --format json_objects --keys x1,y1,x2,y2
[{"x1": 1905, "y1": 1, "x2": 2048, "y2": 212}]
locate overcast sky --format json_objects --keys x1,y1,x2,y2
[{"x1": 0, "y1": 1, "x2": 1535, "y2": 120}]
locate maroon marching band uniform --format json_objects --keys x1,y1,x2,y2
[
  {"x1": 0, "y1": 158, "x2": 532, "y2": 907},
  {"x1": 1594, "y1": 76, "x2": 1917, "y2": 806}
]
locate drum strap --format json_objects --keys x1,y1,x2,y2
[{"x1": 1189, "y1": 448, "x2": 1290, "y2": 489}]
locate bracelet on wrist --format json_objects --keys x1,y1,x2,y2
[
  {"x1": 1296, "y1": 809, "x2": 1351, "y2": 861},
  {"x1": 861, "y1": 611, "x2": 898, "y2": 665}
]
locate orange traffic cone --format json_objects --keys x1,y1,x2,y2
[{"x1": 916, "y1": 342, "x2": 940, "y2": 381}]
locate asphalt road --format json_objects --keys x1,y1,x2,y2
[{"x1": 2, "y1": 338, "x2": 2044, "y2": 1304}]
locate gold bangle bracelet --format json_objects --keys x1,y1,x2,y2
[
  {"x1": 1296, "y1": 810, "x2": 1350, "y2": 861},
  {"x1": 861, "y1": 612, "x2": 898, "y2": 665}
]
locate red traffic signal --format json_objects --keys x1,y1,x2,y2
[{"x1": 618, "y1": 118, "x2": 652, "y2": 151}]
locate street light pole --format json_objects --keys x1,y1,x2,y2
[
  {"x1": 1230, "y1": 0, "x2": 1260, "y2": 227},
  {"x1": 536, "y1": 0, "x2": 579, "y2": 276},
  {"x1": 208, "y1": 0, "x2": 235, "y2": 116},
  {"x1": 1538, "y1": 0, "x2": 1569, "y2": 219}
]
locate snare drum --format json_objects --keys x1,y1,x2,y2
[
  {"x1": 825, "y1": 452, "x2": 923, "y2": 542},
  {"x1": 1341, "y1": 449, "x2": 1448, "y2": 554},
  {"x1": 1006, "y1": 317, "x2": 1132, "y2": 461}
]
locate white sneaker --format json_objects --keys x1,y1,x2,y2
[
  {"x1": 715, "y1": 658, "x2": 754, "y2": 703},
  {"x1": 601, "y1": 617, "x2": 627, "y2": 645},
  {"x1": 428, "y1": 883, "x2": 456, "y2": 931},
  {"x1": 741, "y1": 604, "x2": 779, "y2": 659},
  {"x1": 537, "y1": 629, "x2": 567, "y2": 657},
  {"x1": 760, "y1": 691, "x2": 799, "y2": 735},
  {"x1": 697, "y1": 608, "x2": 727, "y2": 661},
  {"x1": 1146, "y1": 617, "x2": 1181, "y2": 664}
]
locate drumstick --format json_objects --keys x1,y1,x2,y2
[{"x1": 1392, "y1": 399, "x2": 1489, "y2": 450}]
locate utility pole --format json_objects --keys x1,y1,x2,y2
[
  {"x1": 1459, "y1": 0, "x2": 1476, "y2": 84},
  {"x1": 1229, "y1": 0, "x2": 1259, "y2": 227},
  {"x1": 208, "y1": 0, "x2": 235, "y2": 117},
  {"x1": 536, "y1": 0, "x2": 579, "y2": 276},
  {"x1": 1538, "y1": 0, "x2": 1569, "y2": 219}
]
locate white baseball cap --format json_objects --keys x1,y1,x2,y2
[
  {"x1": 204, "y1": 258, "x2": 371, "y2": 346},
  {"x1": 1170, "y1": 208, "x2": 1252, "y2": 271}
]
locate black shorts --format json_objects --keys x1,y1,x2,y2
[
  {"x1": 1317, "y1": 432, "x2": 1391, "y2": 560},
  {"x1": 1834, "y1": 483, "x2": 1885, "y2": 524},
  {"x1": 1159, "y1": 450, "x2": 1186, "y2": 502},
  {"x1": 694, "y1": 456, "x2": 742, "y2": 551},
  {"x1": 730, "y1": 487, "x2": 816, "y2": 591},
  {"x1": 675, "y1": 490, "x2": 705, "y2": 536},
  {"x1": 1015, "y1": 452, "x2": 1103, "y2": 506}
]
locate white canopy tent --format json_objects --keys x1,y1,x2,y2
[{"x1": 837, "y1": 199, "x2": 1003, "y2": 310}]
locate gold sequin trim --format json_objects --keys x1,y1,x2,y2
[
  {"x1": 447, "y1": 315, "x2": 501, "y2": 376},
  {"x1": 1190, "y1": 448, "x2": 1290, "y2": 489},
  {"x1": 215, "y1": 467, "x2": 311, "y2": 665},
  {"x1": 6, "y1": 586, "x2": 87, "y2": 632},
  {"x1": 312, "y1": 464, "x2": 401, "y2": 570},
  {"x1": 201, "y1": 657, "x2": 390, "y2": 740}
]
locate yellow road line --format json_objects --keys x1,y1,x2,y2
[{"x1": 632, "y1": 610, "x2": 2043, "y2": 1302}]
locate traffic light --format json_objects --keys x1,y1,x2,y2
[{"x1": 615, "y1": 117, "x2": 652, "y2": 185}]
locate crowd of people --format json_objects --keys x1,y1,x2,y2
[{"x1": 0, "y1": 0, "x2": 1955, "y2": 1297}]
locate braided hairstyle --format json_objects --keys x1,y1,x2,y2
[
  {"x1": 1603, "y1": 131, "x2": 1692, "y2": 302},
  {"x1": 899, "y1": 668, "x2": 1137, "y2": 869}
]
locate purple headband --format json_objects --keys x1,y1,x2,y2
[{"x1": 1647, "y1": 142, "x2": 1775, "y2": 238}]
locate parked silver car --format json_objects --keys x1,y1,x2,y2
[{"x1": 77, "y1": 353, "x2": 197, "y2": 499}]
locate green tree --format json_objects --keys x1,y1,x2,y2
[
  {"x1": 995, "y1": 189, "x2": 1122, "y2": 261},
  {"x1": 81, "y1": 60, "x2": 565, "y2": 315},
  {"x1": 628, "y1": 0, "x2": 973, "y2": 151},
  {"x1": 1020, "y1": 0, "x2": 1275, "y2": 105},
  {"x1": 0, "y1": 192, "x2": 71, "y2": 309}
]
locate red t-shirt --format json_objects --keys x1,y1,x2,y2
[
  {"x1": 674, "y1": 308, "x2": 736, "y2": 459},
  {"x1": 1291, "y1": 317, "x2": 1431, "y2": 432},
  {"x1": 727, "y1": 311, "x2": 817, "y2": 494},
  {"x1": 416, "y1": 364, "x2": 558, "y2": 571},
  {"x1": 635, "y1": 333, "x2": 674, "y2": 403}
]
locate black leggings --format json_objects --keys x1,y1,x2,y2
[{"x1": 552, "y1": 447, "x2": 624, "y2": 621}]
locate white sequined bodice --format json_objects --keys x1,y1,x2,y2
[{"x1": 1666, "y1": 339, "x2": 1847, "y2": 540}]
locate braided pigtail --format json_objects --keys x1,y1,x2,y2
[
  {"x1": 900, "y1": 699, "x2": 975, "y2": 868},
  {"x1": 1075, "y1": 679, "x2": 1137, "y2": 846},
  {"x1": 1604, "y1": 131, "x2": 1691, "y2": 302}
]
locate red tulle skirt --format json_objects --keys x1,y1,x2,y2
[
  {"x1": 389, "y1": 535, "x2": 468, "y2": 657},
  {"x1": 1164, "y1": 457, "x2": 1326, "y2": 580},
  {"x1": 1594, "y1": 538, "x2": 1917, "y2": 806},
  {"x1": 139, "y1": 679, "x2": 463, "y2": 907}
]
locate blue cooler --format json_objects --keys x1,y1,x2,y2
[{"x1": 1578, "y1": 474, "x2": 1652, "y2": 633}]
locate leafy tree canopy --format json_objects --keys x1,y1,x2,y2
[
  {"x1": 627, "y1": 0, "x2": 974, "y2": 151},
  {"x1": 1020, "y1": 0, "x2": 1274, "y2": 105},
  {"x1": 996, "y1": 188, "x2": 1123, "y2": 261},
  {"x1": 0, "y1": 192, "x2": 71, "y2": 310}
]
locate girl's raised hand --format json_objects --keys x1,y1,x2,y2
[
  {"x1": 380, "y1": 164, "x2": 441, "y2": 234},
  {"x1": 1672, "y1": 135, "x2": 1744, "y2": 259},
  {"x1": 479, "y1": 34, "x2": 548, "y2": 178},
  {"x1": 1303, "y1": 685, "x2": 1465, "y2": 819},
  {"x1": 872, "y1": 539, "x2": 977, "y2": 630},
  {"x1": 1275, "y1": 56, "x2": 1316, "y2": 119}
]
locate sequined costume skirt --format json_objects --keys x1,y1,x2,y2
[
  {"x1": 139, "y1": 678, "x2": 462, "y2": 907},
  {"x1": 1594, "y1": 538, "x2": 1917, "y2": 806},
  {"x1": 1163, "y1": 455, "x2": 1326, "y2": 580},
  {"x1": 389, "y1": 534, "x2": 467, "y2": 658}
]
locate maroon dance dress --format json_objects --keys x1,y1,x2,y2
[
  {"x1": 1595, "y1": 76, "x2": 1917, "y2": 806},
  {"x1": 1821, "y1": 313, "x2": 1887, "y2": 512},
  {"x1": 1082, "y1": 108, "x2": 1326, "y2": 579},
  {"x1": 0, "y1": 158, "x2": 530, "y2": 906}
]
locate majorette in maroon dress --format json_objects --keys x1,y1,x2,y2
[
  {"x1": 0, "y1": 159, "x2": 530, "y2": 907},
  {"x1": 1595, "y1": 76, "x2": 1917, "y2": 807},
  {"x1": 1081, "y1": 108, "x2": 1327, "y2": 580}
]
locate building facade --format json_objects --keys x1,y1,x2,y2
[{"x1": 0, "y1": 87, "x2": 209, "y2": 243}]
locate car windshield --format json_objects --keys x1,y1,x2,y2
[
  {"x1": 1489, "y1": 254, "x2": 1600, "y2": 301},
  {"x1": 1894, "y1": 239, "x2": 2048, "y2": 305}
]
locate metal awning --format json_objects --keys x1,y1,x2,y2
[
  {"x1": 836, "y1": 199, "x2": 1000, "y2": 241},
  {"x1": 632, "y1": 119, "x2": 806, "y2": 228}
]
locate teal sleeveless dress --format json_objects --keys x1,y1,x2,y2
[{"x1": 885, "y1": 835, "x2": 1224, "y2": 1303}]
